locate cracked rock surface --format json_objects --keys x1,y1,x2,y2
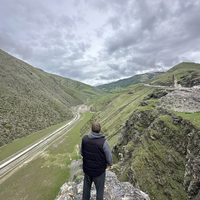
[
  {"x1": 158, "y1": 89, "x2": 200, "y2": 113},
  {"x1": 55, "y1": 171, "x2": 150, "y2": 200}
]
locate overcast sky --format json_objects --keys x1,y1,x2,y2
[{"x1": 1, "y1": 0, "x2": 200, "y2": 86}]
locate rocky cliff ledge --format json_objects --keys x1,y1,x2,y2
[
  {"x1": 112, "y1": 90, "x2": 200, "y2": 200},
  {"x1": 55, "y1": 171, "x2": 150, "y2": 200}
]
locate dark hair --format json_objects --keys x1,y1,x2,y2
[{"x1": 92, "y1": 122, "x2": 101, "y2": 133}]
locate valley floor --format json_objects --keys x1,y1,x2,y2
[{"x1": 0, "y1": 112, "x2": 93, "y2": 200}]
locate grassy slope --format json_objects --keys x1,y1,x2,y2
[
  {"x1": 47, "y1": 73, "x2": 105, "y2": 100},
  {"x1": 132, "y1": 104, "x2": 188, "y2": 200},
  {"x1": 0, "y1": 112, "x2": 93, "y2": 200},
  {"x1": 96, "y1": 72, "x2": 163, "y2": 93},
  {"x1": 146, "y1": 62, "x2": 200, "y2": 86},
  {"x1": 0, "y1": 119, "x2": 70, "y2": 162},
  {"x1": 82, "y1": 84, "x2": 157, "y2": 147},
  {"x1": 98, "y1": 85, "x2": 156, "y2": 144},
  {"x1": 173, "y1": 111, "x2": 200, "y2": 129},
  {"x1": 112, "y1": 100, "x2": 194, "y2": 200},
  {"x1": 0, "y1": 49, "x2": 101, "y2": 146}
]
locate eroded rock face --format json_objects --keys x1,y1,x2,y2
[
  {"x1": 180, "y1": 71, "x2": 200, "y2": 88},
  {"x1": 158, "y1": 89, "x2": 200, "y2": 113},
  {"x1": 112, "y1": 100, "x2": 200, "y2": 200},
  {"x1": 184, "y1": 130, "x2": 200, "y2": 198},
  {"x1": 55, "y1": 171, "x2": 150, "y2": 200},
  {"x1": 143, "y1": 89, "x2": 168, "y2": 100}
]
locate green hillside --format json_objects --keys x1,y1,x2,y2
[
  {"x1": 82, "y1": 84, "x2": 158, "y2": 147},
  {"x1": 51, "y1": 75, "x2": 105, "y2": 99},
  {"x1": 147, "y1": 62, "x2": 200, "y2": 87},
  {"x1": 112, "y1": 100, "x2": 192, "y2": 200},
  {"x1": 0, "y1": 49, "x2": 101, "y2": 146},
  {"x1": 80, "y1": 62, "x2": 200, "y2": 200},
  {"x1": 96, "y1": 72, "x2": 163, "y2": 93},
  {"x1": 86, "y1": 62, "x2": 200, "y2": 148}
]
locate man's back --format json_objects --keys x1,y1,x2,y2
[
  {"x1": 81, "y1": 122, "x2": 113, "y2": 200},
  {"x1": 82, "y1": 134, "x2": 107, "y2": 177}
]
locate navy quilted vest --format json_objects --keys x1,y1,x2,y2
[{"x1": 82, "y1": 135, "x2": 107, "y2": 177}]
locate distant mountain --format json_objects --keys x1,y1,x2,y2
[
  {"x1": 0, "y1": 49, "x2": 103, "y2": 146},
  {"x1": 51, "y1": 75, "x2": 105, "y2": 100},
  {"x1": 146, "y1": 62, "x2": 200, "y2": 87},
  {"x1": 96, "y1": 72, "x2": 164, "y2": 93}
]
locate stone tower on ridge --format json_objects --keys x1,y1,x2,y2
[{"x1": 172, "y1": 75, "x2": 178, "y2": 88}]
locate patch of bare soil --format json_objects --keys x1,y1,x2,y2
[
  {"x1": 158, "y1": 88, "x2": 200, "y2": 113},
  {"x1": 77, "y1": 105, "x2": 93, "y2": 112},
  {"x1": 68, "y1": 159, "x2": 83, "y2": 181}
]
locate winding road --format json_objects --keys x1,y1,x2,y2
[{"x1": 0, "y1": 109, "x2": 81, "y2": 179}]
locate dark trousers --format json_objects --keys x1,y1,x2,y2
[{"x1": 82, "y1": 172, "x2": 105, "y2": 200}]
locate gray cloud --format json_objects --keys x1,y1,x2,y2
[
  {"x1": 84, "y1": 0, "x2": 108, "y2": 12},
  {"x1": 107, "y1": 64, "x2": 120, "y2": 71},
  {"x1": 107, "y1": 17, "x2": 121, "y2": 31},
  {"x1": 61, "y1": 15, "x2": 75, "y2": 27},
  {"x1": 0, "y1": 0, "x2": 200, "y2": 86},
  {"x1": 98, "y1": 0, "x2": 200, "y2": 80},
  {"x1": 55, "y1": 63, "x2": 97, "y2": 83},
  {"x1": 95, "y1": 29, "x2": 104, "y2": 38}
]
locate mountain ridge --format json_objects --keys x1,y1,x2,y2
[
  {"x1": 147, "y1": 62, "x2": 200, "y2": 87},
  {"x1": 96, "y1": 72, "x2": 164, "y2": 93}
]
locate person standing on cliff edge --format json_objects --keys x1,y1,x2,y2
[{"x1": 80, "y1": 122, "x2": 113, "y2": 200}]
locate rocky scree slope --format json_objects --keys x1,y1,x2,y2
[
  {"x1": 55, "y1": 171, "x2": 150, "y2": 200},
  {"x1": 112, "y1": 90, "x2": 200, "y2": 200},
  {"x1": 158, "y1": 88, "x2": 200, "y2": 113}
]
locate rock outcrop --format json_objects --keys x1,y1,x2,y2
[
  {"x1": 112, "y1": 96, "x2": 200, "y2": 199},
  {"x1": 55, "y1": 171, "x2": 150, "y2": 200},
  {"x1": 180, "y1": 71, "x2": 200, "y2": 88},
  {"x1": 158, "y1": 89, "x2": 200, "y2": 113}
]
